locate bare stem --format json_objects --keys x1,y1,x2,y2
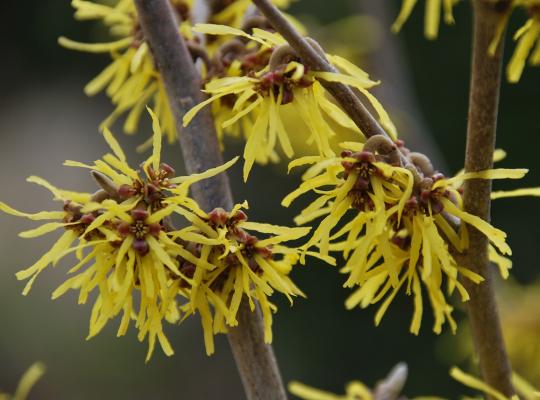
[
  {"x1": 133, "y1": 1, "x2": 286, "y2": 398},
  {"x1": 251, "y1": 0, "x2": 389, "y2": 139},
  {"x1": 356, "y1": 0, "x2": 447, "y2": 171},
  {"x1": 461, "y1": 0, "x2": 514, "y2": 395}
]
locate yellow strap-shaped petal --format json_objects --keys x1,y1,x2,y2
[
  {"x1": 0, "y1": 202, "x2": 64, "y2": 221},
  {"x1": 169, "y1": 156, "x2": 239, "y2": 186},
  {"x1": 147, "y1": 106, "x2": 162, "y2": 171},
  {"x1": 58, "y1": 36, "x2": 131, "y2": 53},
  {"x1": 193, "y1": 23, "x2": 269, "y2": 47},
  {"x1": 435, "y1": 168, "x2": 528, "y2": 189},
  {"x1": 102, "y1": 127, "x2": 126, "y2": 162},
  {"x1": 13, "y1": 362, "x2": 46, "y2": 400},
  {"x1": 450, "y1": 367, "x2": 508, "y2": 400},
  {"x1": 287, "y1": 156, "x2": 323, "y2": 173},
  {"x1": 491, "y1": 187, "x2": 540, "y2": 200},
  {"x1": 19, "y1": 222, "x2": 72, "y2": 238},
  {"x1": 391, "y1": 0, "x2": 418, "y2": 34}
]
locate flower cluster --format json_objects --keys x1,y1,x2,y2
[
  {"x1": 173, "y1": 201, "x2": 319, "y2": 353},
  {"x1": 58, "y1": 0, "x2": 195, "y2": 147},
  {"x1": 183, "y1": 23, "x2": 396, "y2": 180},
  {"x1": 59, "y1": 0, "x2": 295, "y2": 149},
  {"x1": 0, "y1": 109, "x2": 309, "y2": 360},
  {"x1": 284, "y1": 135, "x2": 531, "y2": 335}
]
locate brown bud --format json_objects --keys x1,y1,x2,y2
[
  {"x1": 80, "y1": 213, "x2": 96, "y2": 225},
  {"x1": 91, "y1": 171, "x2": 119, "y2": 199}
]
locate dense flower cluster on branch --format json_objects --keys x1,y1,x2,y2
[
  {"x1": 3, "y1": 1, "x2": 540, "y2": 397},
  {"x1": 59, "y1": 0, "x2": 298, "y2": 150},
  {"x1": 183, "y1": 23, "x2": 396, "y2": 180},
  {"x1": 0, "y1": 109, "x2": 313, "y2": 360},
  {"x1": 283, "y1": 136, "x2": 534, "y2": 334}
]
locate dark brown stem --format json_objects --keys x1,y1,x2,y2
[
  {"x1": 357, "y1": 0, "x2": 447, "y2": 171},
  {"x1": 461, "y1": 0, "x2": 514, "y2": 396},
  {"x1": 133, "y1": 1, "x2": 286, "y2": 399},
  {"x1": 251, "y1": 0, "x2": 389, "y2": 139},
  {"x1": 134, "y1": 0, "x2": 231, "y2": 211},
  {"x1": 227, "y1": 301, "x2": 287, "y2": 400}
]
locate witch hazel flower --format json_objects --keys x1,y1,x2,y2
[
  {"x1": 59, "y1": 0, "x2": 197, "y2": 148},
  {"x1": 164, "y1": 200, "x2": 329, "y2": 354},
  {"x1": 183, "y1": 23, "x2": 396, "y2": 180},
  {"x1": 0, "y1": 108, "x2": 238, "y2": 361},
  {"x1": 284, "y1": 134, "x2": 533, "y2": 335}
]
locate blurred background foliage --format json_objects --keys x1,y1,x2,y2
[{"x1": 0, "y1": 0, "x2": 538, "y2": 398}]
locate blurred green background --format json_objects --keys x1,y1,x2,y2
[{"x1": 1, "y1": 0, "x2": 539, "y2": 398}]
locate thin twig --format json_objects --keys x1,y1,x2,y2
[
  {"x1": 461, "y1": 0, "x2": 514, "y2": 396},
  {"x1": 133, "y1": 1, "x2": 286, "y2": 398},
  {"x1": 251, "y1": 0, "x2": 389, "y2": 139},
  {"x1": 356, "y1": 0, "x2": 447, "y2": 171}
]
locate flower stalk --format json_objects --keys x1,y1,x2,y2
[
  {"x1": 132, "y1": 0, "x2": 286, "y2": 398},
  {"x1": 461, "y1": 0, "x2": 514, "y2": 396}
]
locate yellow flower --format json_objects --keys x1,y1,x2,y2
[
  {"x1": 504, "y1": 1, "x2": 540, "y2": 82},
  {"x1": 59, "y1": 0, "x2": 194, "y2": 148},
  {"x1": 0, "y1": 108, "x2": 237, "y2": 361},
  {"x1": 167, "y1": 201, "x2": 322, "y2": 354},
  {"x1": 0, "y1": 363, "x2": 46, "y2": 400},
  {"x1": 184, "y1": 24, "x2": 396, "y2": 181},
  {"x1": 284, "y1": 136, "x2": 530, "y2": 335},
  {"x1": 392, "y1": 0, "x2": 459, "y2": 40}
]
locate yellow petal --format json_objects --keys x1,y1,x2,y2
[
  {"x1": 18, "y1": 222, "x2": 70, "y2": 238},
  {"x1": 58, "y1": 36, "x2": 132, "y2": 53},
  {"x1": 449, "y1": 367, "x2": 508, "y2": 400},
  {"x1": 391, "y1": 0, "x2": 418, "y2": 34},
  {"x1": 0, "y1": 202, "x2": 64, "y2": 221},
  {"x1": 491, "y1": 187, "x2": 540, "y2": 200},
  {"x1": 147, "y1": 107, "x2": 162, "y2": 171},
  {"x1": 13, "y1": 362, "x2": 46, "y2": 400},
  {"x1": 102, "y1": 127, "x2": 126, "y2": 162}
]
